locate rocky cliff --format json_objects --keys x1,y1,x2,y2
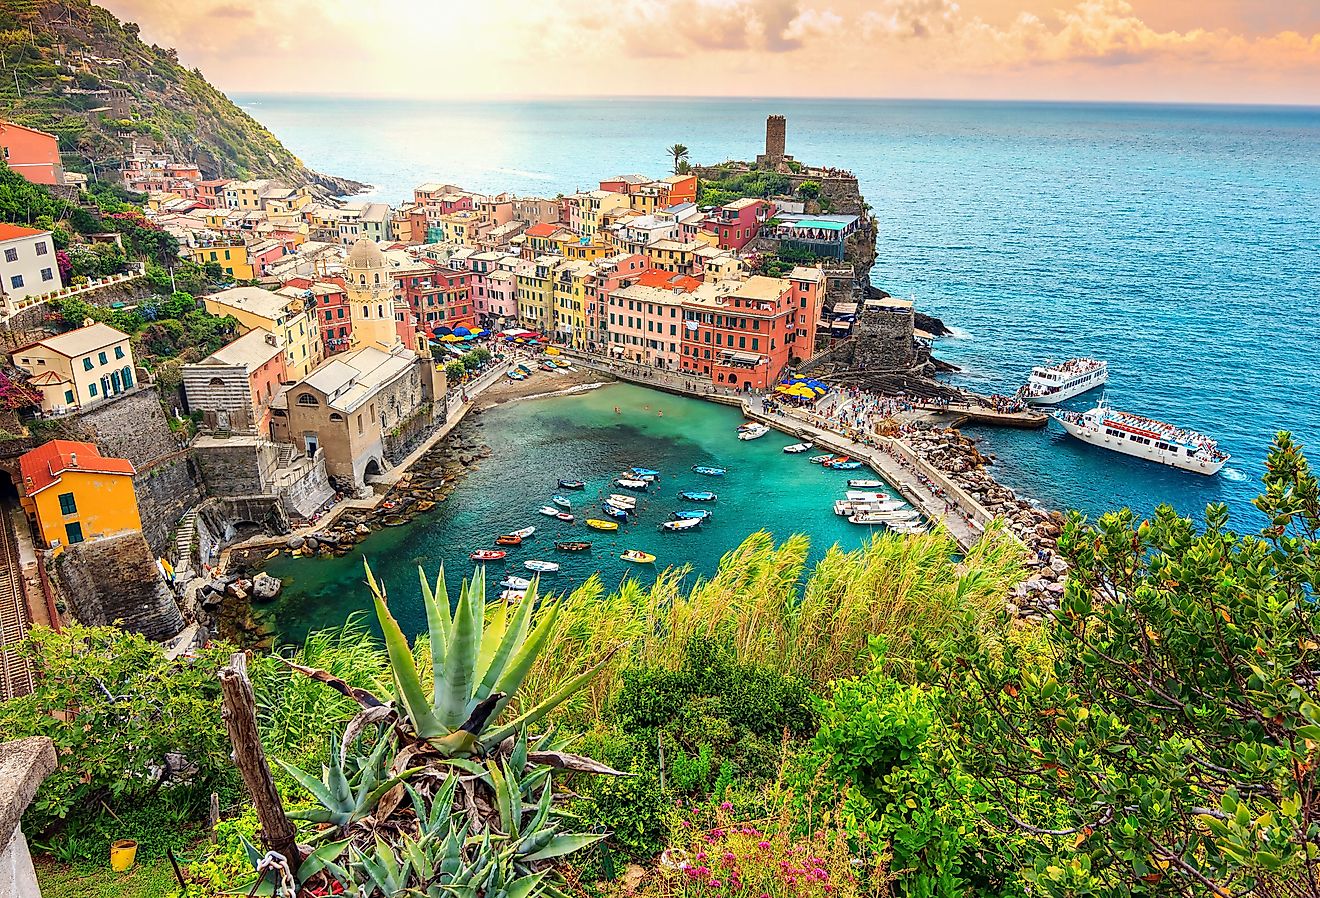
[{"x1": 0, "y1": 0, "x2": 363, "y2": 194}]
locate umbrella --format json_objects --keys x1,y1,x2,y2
[
  {"x1": 440, "y1": 334, "x2": 464, "y2": 343},
  {"x1": 453, "y1": 326, "x2": 472, "y2": 337},
  {"x1": 785, "y1": 385, "x2": 817, "y2": 399},
  {"x1": 434, "y1": 326, "x2": 453, "y2": 336},
  {"x1": 461, "y1": 334, "x2": 475, "y2": 341},
  {"x1": 805, "y1": 379, "x2": 828, "y2": 390}
]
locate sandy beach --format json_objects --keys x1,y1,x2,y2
[{"x1": 476, "y1": 363, "x2": 614, "y2": 408}]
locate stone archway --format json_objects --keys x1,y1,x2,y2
[{"x1": 364, "y1": 457, "x2": 384, "y2": 478}]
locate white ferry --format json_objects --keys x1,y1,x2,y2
[
  {"x1": 1054, "y1": 399, "x2": 1229, "y2": 475},
  {"x1": 1020, "y1": 358, "x2": 1108, "y2": 405}
]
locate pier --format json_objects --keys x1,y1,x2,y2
[{"x1": 913, "y1": 400, "x2": 1049, "y2": 430}]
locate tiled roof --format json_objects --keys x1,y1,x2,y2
[{"x1": 19, "y1": 440, "x2": 136, "y2": 496}]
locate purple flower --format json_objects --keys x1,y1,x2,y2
[
  {"x1": 720, "y1": 801, "x2": 733, "y2": 810},
  {"x1": 758, "y1": 841, "x2": 771, "y2": 850},
  {"x1": 708, "y1": 880, "x2": 722, "y2": 889}
]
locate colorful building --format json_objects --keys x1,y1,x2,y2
[
  {"x1": 13, "y1": 323, "x2": 136, "y2": 414},
  {"x1": 204, "y1": 285, "x2": 323, "y2": 378},
  {"x1": 515, "y1": 256, "x2": 559, "y2": 331},
  {"x1": 183, "y1": 240, "x2": 255, "y2": 280},
  {"x1": 680, "y1": 275, "x2": 797, "y2": 390},
  {"x1": 703, "y1": 198, "x2": 774, "y2": 251},
  {"x1": 181, "y1": 328, "x2": 288, "y2": 435},
  {"x1": 605, "y1": 278, "x2": 689, "y2": 370},
  {"x1": 308, "y1": 279, "x2": 352, "y2": 355},
  {"x1": 659, "y1": 174, "x2": 698, "y2": 206},
  {"x1": 0, "y1": 223, "x2": 63, "y2": 311},
  {"x1": 19, "y1": 440, "x2": 140, "y2": 554},
  {"x1": 0, "y1": 121, "x2": 64, "y2": 185}
]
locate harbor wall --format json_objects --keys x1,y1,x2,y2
[{"x1": 134, "y1": 451, "x2": 207, "y2": 556}]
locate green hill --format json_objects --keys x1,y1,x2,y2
[{"x1": 0, "y1": 0, "x2": 363, "y2": 194}]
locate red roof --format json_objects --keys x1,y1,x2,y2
[
  {"x1": 19, "y1": 440, "x2": 136, "y2": 496},
  {"x1": 0, "y1": 223, "x2": 46, "y2": 242},
  {"x1": 283, "y1": 276, "x2": 313, "y2": 289},
  {"x1": 525, "y1": 223, "x2": 559, "y2": 238},
  {"x1": 637, "y1": 268, "x2": 702, "y2": 292}
]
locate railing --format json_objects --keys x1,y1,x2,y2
[{"x1": 1, "y1": 265, "x2": 148, "y2": 319}]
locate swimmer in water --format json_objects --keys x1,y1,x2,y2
[
  {"x1": 658, "y1": 410, "x2": 663, "y2": 417},
  {"x1": 614, "y1": 406, "x2": 620, "y2": 414}
]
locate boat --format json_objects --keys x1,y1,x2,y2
[
  {"x1": 1053, "y1": 398, "x2": 1230, "y2": 475},
  {"x1": 808, "y1": 454, "x2": 833, "y2": 464},
  {"x1": 692, "y1": 465, "x2": 726, "y2": 476},
  {"x1": 615, "y1": 478, "x2": 649, "y2": 490},
  {"x1": 558, "y1": 479, "x2": 586, "y2": 490},
  {"x1": 737, "y1": 423, "x2": 770, "y2": 441},
  {"x1": 501, "y1": 575, "x2": 532, "y2": 590},
  {"x1": 538, "y1": 505, "x2": 562, "y2": 516},
  {"x1": 849, "y1": 512, "x2": 920, "y2": 525},
  {"x1": 606, "y1": 494, "x2": 638, "y2": 508},
  {"x1": 495, "y1": 534, "x2": 523, "y2": 546},
  {"x1": 601, "y1": 504, "x2": 629, "y2": 520},
  {"x1": 1020, "y1": 358, "x2": 1108, "y2": 406},
  {"x1": 680, "y1": 490, "x2": 717, "y2": 502},
  {"x1": 506, "y1": 371, "x2": 526, "y2": 381},
  {"x1": 524, "y1": 559, "x2": 560, "y2": 573},
  {"x1": 470, "y1": 549, "x2": 507, "y2": 561},
  {"x1": 510, "y1": 526, "x2": 536, "y2": 539},
  {"x1": 829, "y1": 460, "x2": 863, "y2": 470},
  {"x1": 834, "y1": 499, "x2": 906, "y2": 516},
  {"x1": 620, "y1": 550, "x2": 656, "y2": 564},
  {"x1": 629, "y1": 467, "x2": 661, "y2": 479},
  {"x1": 848, "y1": 479, "x2": 884, "y2": 488},
  {"x1": 552, "y1": 495, "x2": 572, "y2": 509},
  {"x1": 846, "y1": 490, "x2": 891, "y2": 501},
  {"x1": 661, "y1": 518, "x2": 702, "y2": 531},
  {"x1": 783, "y1": 442, "x2": 814, "y2": 453},
  {"x1": 555, "y1": 512, "x2": 574, "y2": 523},
  {"x1": 586, "y1": 519, "x2": 619, "y2": 531},
  {"x1": 500, "y1": 589, "x2": 527, "y2": 602},
  {"x1": 555, "y1": 541, "x2": 592, "y2": 552},
  {"x1": 672, "y1": 509, "x2": 712, "y2": 520}
]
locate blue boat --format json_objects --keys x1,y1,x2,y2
[
  {"x1": 552, "y1": 495, "x2": 572, "y2": 509},
  {"x1": 680, "y1": 490, "x2": 717, "y2": 502},
  {"x1": 601, "y1": 504, "x2": 630, "y2": 520},
  {"x1": 672, "y1": 509, "x2": 712, "y2": 520},
  {"x1": 629, "y1": 467, "x2": 661, "y2": 479},
  {"x1": 830, "y1": 461, "x2": 864, "y2": 470},
  {"x1": 692, "y1": 465, "x2": 726, "y2": 476}
]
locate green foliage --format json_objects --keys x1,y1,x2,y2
[
  {"x1": 445, "y1": 360, "x2": 467, "y2": 383},
  {"x1": 277, "y1": 729, "x2": 416, "y2": 826},
  {"x1": 797, "y1": 179, "x2": 822, "y2": 200},
  {"x1": 667, "y1": 143, "x2": 690, "y2": 174},
  {"x1": 698, "y1": 168, "x2": 792, "y2": 206},
  {"x1": 573, "y1": 758, "x2": 671, "y2": 863}
]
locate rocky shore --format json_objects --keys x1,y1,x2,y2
[{"x1": 900, "y1": 425, "x2": 1068, "y2": 619}]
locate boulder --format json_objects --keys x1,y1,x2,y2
[
  {"x1": 286, "y1": 536, "x2": 305, "y2": 550},
  {"x1": 252, "y1": 573, "x2": 282, "y2": 601}
]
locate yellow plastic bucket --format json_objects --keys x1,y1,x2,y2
[{"x1": 110, "y1": 839, "x2": 137, "y2": 872}]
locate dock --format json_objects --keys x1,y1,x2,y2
[{"x1": 912, "y1": 401, "x2": 1049, "y2": 430}]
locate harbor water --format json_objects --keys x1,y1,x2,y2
[{"x1": 262, "y1": 383, "x2": 893, "y2": 642}]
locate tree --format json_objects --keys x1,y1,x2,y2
[
  {"x1": 939, "y1": 433, "x2": 1320, "y2": 897},
  {"x1": 667, "y1": 143, "x2": 690, "y2": 175},
  {"x1": 798, "y1": 179, "x2": 822, "y2": 200},
  {"x1": 444, "y1": 360, "x2": 466, "y2": 384}
]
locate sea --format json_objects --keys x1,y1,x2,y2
[{"x1": 234, "y1": 95, "x2": 1320, "y2": 634}]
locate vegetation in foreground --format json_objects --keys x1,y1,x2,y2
[{"x1": 5, "y1": 434, "x2": 1318, "y2": 897}]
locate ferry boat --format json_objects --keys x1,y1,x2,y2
[
  {"x1": 1020, "y1": 358, "x2": 1108, "y2": 405},
  {"x1": 1053, "y1": 399, "x2": 1229, "y2": 475}
]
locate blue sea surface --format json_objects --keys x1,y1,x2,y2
[{"x1": 237, "y1": 94, "x2": 1320, "y2": 527}]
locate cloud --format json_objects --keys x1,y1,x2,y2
[
  {"x1": 861, "y1": 0, "x2": 960, "y2": 40},
  {"x1": 610, "y1": 0, "x2": 843, "y2": 56},
  {"x1": 206, "y1": 3, "x2": 254, "y2": 18}
]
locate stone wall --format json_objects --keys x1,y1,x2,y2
[
  {"x1": 54, "y1": 531, "x2": 184, "y2": 640},
  {"x1": 851, "y1": 302, "x2": 919, "y2": 372},
  {"x1": 0, "y1": 277, "x2": 154, "y2": 332},
  {"x1": 193, "y1": 438, "x2": 279, "y2": 498},
  {"x1": 74, "y1": 386, "x2": 182, "y2": 469},
  {"x1": 134, "y1": 451, "x2": 206, "y2": 555},
  {"x1": 382, "y1": 401, "x2": 436, "y2": 465},
  {"x1": 193, "y1": 497, "x2": 289, "y2": 570}
]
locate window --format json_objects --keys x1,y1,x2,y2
[
  {"x1": 58, "y1": 492, "x2": 77, "y2": 515},
  {"x1": 88, "y1": 382, "x2": 97, "y2": 397},
  {"x1": 357, "y1": 414, "x2": 364, "y2": 434},
  {"x1": 64, "y1": 389, "x2": 74, "y2": 404},
  {"x1": 65, "y1": 522, "x2": 84, "y2": 545},
  {"x1": 10, "y1": 274, "x2": 22, "y2": 288},
  {"x1": 41, "y1": 267, "x2": 53, "y2": 281},
  {"x1": 114, "y1": 346, "x2": 124, "y2": 359},
  {"x1": 296, "y1": 393, "x2": 319, "y2": 406},
  {"x1": 4, "y1": 248, "x2": 16, "y2": 262},
  {"x1": 98, "y1": 351, "x2": 108, "y2": 366},
  {"x1": 35, "y1": 241, "x2": 47, "y2": 256},
  {"x1": 83, "y1": 357, "x2": 94, "y2": 371}
]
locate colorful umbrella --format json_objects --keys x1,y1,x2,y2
[
  {"x1": 453, "y1": 326, "x2": 472, "y2": 336},
  {"x1": 434, "y1": 326, "x2": 453, "y2": 336}
]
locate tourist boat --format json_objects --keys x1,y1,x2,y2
[
  {"x1": 808, "y1": 454, "x2": 833, "y2": 464},
  {"x1": 1020, "y1": 358, "x2": 1108, "y2": 406},
  {"x1": 829, "y1": 460, "x2": 863, "y2": 470},
  {"x1": 846, "y1": 490, "x2": 890, "y2": 501},
  {"x1": 1053, "y1": 398, "x2": 1229, "y2": 475},
  {"x1": 501, "y1": 575, "x2": 532, "y2": 590},
  {"x1": 672, "y1": 509, "x2": 712, "y2": 520},
  {"x1": 524, "y1": 559, "x2": 560, "y2": 573},
  {"x1": 661, "y1": 518, "x2": 701, "y2": 532},
  {"x1": 555, "y1": 541, "x2": 592, "y2": 552},
  {"x1": 601, "y1": 504, "x2": 629, "y2": 520},
  {"x1": 680, "y1": 490, "x2": 717, "y2": 502},
  {"x1": 586, "y1": 519, "x2": 619, "y2": 531},
  {"x1": 692, "y1": 465, "x2": 726, "y2": 476},
  {"x1": 552, "y1": 495, "x2": 572, "y2": 509},
  {"x1": 848, "y1": 479, "x2": 884, "y2": 489},
  {"x1": 555, "y1": 512, "x2": 574, "y2": 523},
  {"x1": 509, "y1": 526, "x2": 536, "y2": 539},
  {"x1": 888, "y1": 521, "x2": 929, "y2": 535},
  {"x1": 849, "y1": 511, "x2": 920, "y2": 525},
  {"x1": 615, "y1": 477, "x2": 649, "y2": 490},
  {"x1": 629, "y1": 467, "x2": 661, "y2": 480},
  {"x1": 834, "y1": 499, "x2": 906, "y2": 516},
  {"x1": 470, "y1": 549, "x2": 507, "y2": 561},
  {"x1": 620, "y1": 550, "x2": 656, "y2": 564},
  {"x1": 783, "y1": 442, "x2": 814, "y2": 454},
  {"x1": 495, "y1": 534, "x2": 523, "y2": 546},
  {"x1": 538, "y1": 505, "x2": 562, "y2": 516},
  {"x1": 558, "y1": 479, "x2": 586, "y2": 490},
  {"x1": 737, "y1": 423, "x2": 770, "y2": 441}
]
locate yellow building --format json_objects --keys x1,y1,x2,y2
[
  {"x1": 204, "y1": 285, "x2": 323, "y2": 378},
  {"x1": 647, "y1": 239, "x2": 700, "y2": 275},
  {"x1": 13, "y1": 323, "x2": 137, "y2": 415},
  {"x1": 552, "y1": 260, "x2": 593, "y2": 349},
  {"x1": 516, "y1": 256, "x2": 560, "y2": 332},
  {"x1": 19, "y1": 440, "x2": 140, "y2": 554},
  {"x1": 439, "y1": 210, "x2": 485, "y2": 246},
  {"x1": 184, "y1": 241, "x2": 255, "y2": 280},
  {"x1": 344, "y1": 238, "x2": 402, "y2": 352},
  {"x1": 580, "y1": 190, "x2": 631, "y2": 239}
]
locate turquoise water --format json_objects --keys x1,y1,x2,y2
[
  {"x1": 235, "y1": 95, "x2": 1320, "y2": 526},
  {"x1": 262, "y1": 383, "x2": 888, "y2": 642}
]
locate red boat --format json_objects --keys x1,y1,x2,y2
[
  {"x1": 470, "y1": 549, "x2": 508, "y2": 561},
  {"x1": 495, "y1": 535, "x2": 523, "y2": 546}
]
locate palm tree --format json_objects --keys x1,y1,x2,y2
[{"x1": 667, "y1": 143, "x2": 689, "y2": 174}]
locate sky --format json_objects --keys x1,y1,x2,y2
[{"x1": 102, "y1": 0, "x2": 1320, "y2": 105}]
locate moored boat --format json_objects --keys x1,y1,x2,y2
[
  {"x1": 500, "y1": 589, "x2": 527, "y2": 602},
  {"x1": 552, "y1": 495, "x2": 572, "y2": 508},
  {"x1": 1020, "y1": 358, "x2": 1108, "y2": 405},
  {"x1": 1053, "y1": 398, "x2": 1229, "y2": 475},
  {"x1": 601, "y1": 504, "x2": 629, "y2": 520},
  {"x1": 501, "y1": 575, "x2": 532, "y2": 590},
  {"x1": 555, "y1": 512, "x2": 574, "y2": 523},
  {"x1": 783, "y1": 442, "x2": 814, "y2": 453},
  {"x1": 848, "y1": 479, "x2": 884, "y2": 488},
  {"x1": 615, "y1": 477, "x2": 649, "y2": 490},
  {"x1": 606, "y1": 494, "x2": 638, "y2": 508},
  {"x1": 849, "y1": 511, "x2": 920, "y2": 525},
  {"x1": 470, "y1": 549, "x2": 507, "y2": 561},
  {"x1": 538, "y1": 505, "x2": 562, "y2": 516},
  {"x1": 846, "y1": 490, "x2": 890, "y2": 501},
  {"x1": 692, "y1": 465, "x2": 727, "y2": 476},
  {"x1": 808, "y1": 454, "x2": 833, "y2": 464},
  {"x1": 558, "y1": 479, "x2": 586, "y2": 490},
  {"x1": 495, "y1": 534, "x2": 523, "y2": 546},
  {"x1": 554, "y1": 541, "x2": 592, "y2": 552},
  {"x1": 661, "y1": 518, "x2": 701, "y2": 531},
  {"x1": 672, "y1": 509, "x2": 712, "y2": 520},
  {"x1": 829, "y1": 460, "x2": 863, "y2": 470},
  {"x1": 680, "y1": 490, "x2": 717, "y2": 502},
  {"x1": 620, "y1": 549, "x2": 656, "y2": 564},
  {"x1": 628, "y1": 467, "x2": 661, "y2": 479},
  {"x1": 586, "y1": 519, "x2": 619, "y2": 531},
  {"x1": 524, "y1": 559, "x2": 560, "y2": 573},
  {"x1": 737, "y1": 423, "x2": 770, "y2": 441},
  {"x1": 509, "y1": 526, "x2": 535, "y2": 539}
]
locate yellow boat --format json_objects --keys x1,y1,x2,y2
[
  {"x1": 585, "y1": 519, "x2": 619, "y2": 531},
  {"x1": 620, "y1": 550, "x2": 656, "y2": 564}
]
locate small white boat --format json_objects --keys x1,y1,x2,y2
[
  {"x1": 661, "y1": 518, "x2": 701, "y2": 531},
  {"x1": 500, "y1": 589, "x2": 527, "y2": 602},
  {"x1": 848, "y1": 479, "x2": 883, "y2": 489},
  {"x1": 552, "y1": 495, "x2": 572, "y2": 509},
  {"x1": 510, "y1": 526, "x2": 536, "y2": 539},
  {"x1": 537, "y1": 505, "x2": 561, "y2": 516},
  {"x1": 524, "y1": 559, "x2": 560, "y2": 573},
  {"x1": 834, "y1": 499, "x2": 907, "y2": 516},
  {"x1": 783, "y1": 442, "x2": 813, "y2": 454},
  {"x1": 615, "y1": 478, "x2": 649, "y2": 490},
  {"x1": 606, "y1": 494, "x2": 638, "y2": 508},
  {"x1": 501, "y1": 575, "x2": 532, "y2": 590},
  {"x1": 888, "y1": 521, "x2": 929, "y2": 534},
  {"x1": 808, "y1": 454, "x2": 833, "y2": 464},
  {"x1": 737, "y1": 423, "x2": 770, "y2": 441},
  {"x1": 849, "y1": 512, "x2": 919, "y2": 525},
  {"x1": 846, "y1": 490, "x2": 891, "y2": 502}
]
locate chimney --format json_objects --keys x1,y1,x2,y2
[
  {"x1": 69, "y1": 451, "x2": 78, "y2": 467},
  {"x1": 266, "y1": 333, "x2": 278, "y2": 346}
]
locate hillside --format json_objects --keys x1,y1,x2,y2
[{"x1": 0, "y1": 0, "x2": 363, "y2": 194}]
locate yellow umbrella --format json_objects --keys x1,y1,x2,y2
[{"x1": 786, "y1": 384, "x2": 817, "y2": 399}]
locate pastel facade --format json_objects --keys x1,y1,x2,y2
[
  {"x1": 182, "y1": 328, "x2": 288, "y2": 435},
  {"x1": 14, "y1": 323, "x2": 136, "y2": 414},
  {"x1": 204, "y1": 286, "x2": 323, "y2": 379},
  {"x1": 184, "y1": 241, "x2": 255, "y2": 280},
  {"x1": 680, "y1": 275, "x2": 797, "y2": 390},
  {"x1": 19, "y1": 440, "x2": 140, "y2": 554},
  {"x1": 704, "y1": 198, "x2": 774, "y2": 251},
  {"x1": 0, "y1": 121, "x2": 64, "y2": 185},
  {"x1": 0, "y1": 224, "x2": 62, "y2": 311},
  {"x1": 606, "y1": 280, "x2": 687, "y2": 369}
]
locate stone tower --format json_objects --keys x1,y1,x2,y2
[
  {"x1": 756, "y1": 115, "x2": 792, "y2": 168},
  {"x1": 345, "y1": 237, "x2": 401, "y2": 352}
]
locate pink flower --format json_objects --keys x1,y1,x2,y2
[
  {"x1": 758, "y1": 841, "x2": 771, "y2": 851},
  {"x1": 681, "y1": 820, "x2": 693, "y2": 828},
  {"x1": 720, "y1": 801, "x2": 733, "y2": 810},
  {"x1": 722, "y1": 852, "x2": 737, "y2": 864},
  {"x1": 696, "y1": 852, "x2": 708, "y2": 861},
  {"x1": 708, "y1": 880, "x2": 722, "y2": 889}
]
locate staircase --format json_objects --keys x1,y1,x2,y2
[
  {"x1": 277, "y1": 444, "x2": 296, "y2": 468},
  {"x1": 173, "y1": 507, "x2": 198, "y2": 573}
]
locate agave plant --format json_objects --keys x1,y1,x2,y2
[
  {"x1": 237, "y1": 834, "x2": 351, "y2": 896},
  {"x1": 276, "y1": 730, "x2": 418, "y2": 826}
]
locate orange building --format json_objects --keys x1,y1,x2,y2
[
  {"x1": 660, "y1": 174, "x2": 698, "y2": 206},
  {"x1": 0, "y1": 121, "x2": 64, "y2": 186},
  {"x1": 19, "y1": 440, "x2": 140, "y2": 553}
]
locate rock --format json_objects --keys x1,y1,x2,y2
[
  {"x1": 356, "y1": 523, "x2": 371, "y2": 536},
  {"x1": 1049, "y1": 556, "x2": 1069, "y2": 574},
  {"x1": 286, "y1": 536, "x2": 305, "y2": 550},
  {"x1": 305, "y1": 537, "x2": 319, "y2": 551},
  {"x1": 252, "y1": 573, "x2": 282, "y2": 601}
]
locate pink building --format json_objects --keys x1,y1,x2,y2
[
  {"x1": 703, "y1": 198, "x2": 773, "y2": 251},
  {"x1": 248, "y1": 239, "x2": 288, "y2": 278},
  {"x1": 196, "y1": 179, "x2": 231, "y2": 208}
]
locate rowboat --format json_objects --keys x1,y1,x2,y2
[
  {"x1": 606, "y1": 494, "x2": 638, "y2": 508},
  {"x1": 554, "y1": 541, "x2": 592, "y2": 552},
  {"x1": 784, "y1": 442, "x2": 814, "y2": 453},
  {"x1": 848, "y1": 479, "x2": 884, "y2": 488},
  {"x1": 672, "y1": 509, "x2": 711, "y2": 520},
  {"x1": 510, "y1": 526, "x2": 535, "y2": 539},
  {"x1": 524, "y1": 559, "x2": 560, "y2": 573},
  {"x1": 586, "y1": 519, "x2": 619, "y2": 531},
  {"x1": 538, "y1": 505, "x2": 561, "y2": 516},
  {"x1": 629, "y1": 467, "x2": 660, "y2": 479},
  {"x1": 808, "y1": 454, "x2": 833, "y2": 464},
  {"x1": 692, "y1": 465, "x2": 726, "y2": 476},
  {"x1": 501, "y1": 575, "x2": 532, "y2": 590},
  {"x1": 558, "y1": 479, "x2": 586, "y2": 490},
  {"x1": 552, "y1": 495, "x2": 572, "y2": 509},
  {"x1": 737, "y1": 423, "x2": 769, "y2": 441},
  {"x1": 495, "y1": 534, "x2": 523, "y2": 546},
  {"x1": 680, "y1": 490, "x2": 716, "y2": 502},
  {"x1": 470, "y1": 549, "x2": 507, "y2": 561},
  {"x1": 830, "y1": 461, "x2": 863, "y2": 470},
  {"x1": 555, "y1": 513, "x2": 574, "y2": 523},
  {"x1": 661, "y1": 518, "x2": 701, "y2": 531},
  {"x1": 615, "y1": 478, "x2": 649, "y2": 490},
  {"x1": 601, "y1": 504, "x2": 629, "y2": 520},
  {"x1": 620, "y1": 550, "x2": 656, "y2": 564}
]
